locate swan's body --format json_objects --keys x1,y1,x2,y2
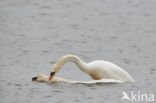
[
  {"x1": 50, "y1": 55, "x2": 135, "y2": 82},
  {"x1": 33, "y1": 74, "x2": 123, "y2": 84}
]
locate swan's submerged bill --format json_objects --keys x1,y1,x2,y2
[{"x1": 49, "y1": 54, "x2": 135, "y2": 83}]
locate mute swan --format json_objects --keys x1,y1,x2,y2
[
  {"x1": 49, "y1": 54, "x2": 135, "y2": 82},
  {"x1": 32, "y1": 74, "x2": 71, "y2": 83},
  {"x1": 32, "y1": 74, "x2": 124, "y2": 84}
]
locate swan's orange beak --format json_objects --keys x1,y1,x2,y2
[{"x1": 49, "y1": 72, "x2": 55, "y2": 80}]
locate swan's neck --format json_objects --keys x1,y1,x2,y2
[{"x1": 55, "y1": 55, "x2": 89, "y2": 73}]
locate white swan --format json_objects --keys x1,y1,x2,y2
[
  {"x1": 32, "y1": 74, "x2": 124, "y2": 84},
  {"x1": 49, "y1": 54, "x2": 135, "y2": 82}
]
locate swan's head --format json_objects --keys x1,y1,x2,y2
[
  {"x1": 49, "y1": 64, "x2": 59, "y2": 80},
  {"x1": 32, "y1": 74, "x2": 49, "y2": 82}
]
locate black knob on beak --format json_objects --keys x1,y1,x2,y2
[
  {"x1": 50, "y1": 72, "x2": 55, "y2": 76},
  {"x1": 49, "y1": 72, "x2": 55, "y2": 80},
  {"x1": 32, "y1": 77, "x2": 38, "y2": 81}
]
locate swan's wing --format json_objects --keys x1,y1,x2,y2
[
  {"x1": 70, "y1": 79, "x2": 123, "y2": 84},
  {"x1": 51, "y1": 77, "x2": 124, "y2": 84}
]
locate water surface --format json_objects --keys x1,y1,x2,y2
[{"x1": 0, "y1": 0, "x2": 156, "y2": 103}]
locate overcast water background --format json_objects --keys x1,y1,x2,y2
[{"x1": 0, "y1": 0, "x2": 156, "y2": 103}]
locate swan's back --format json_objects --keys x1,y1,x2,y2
[{"x1": 87, "y1": 60, "x2": 135, "y2": 82}]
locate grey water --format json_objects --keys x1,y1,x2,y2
[{"x1": 0, "y1": 0, "x2": 156, "y2": 103}]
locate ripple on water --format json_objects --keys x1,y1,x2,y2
[
  {"x1": 74, "y1": 99, "x2": 80, "y2": 102},
  {"x1": 25, "y1": 83, "x2": 29, "y2": 86},
  {"x1": 150, "y1": 68, "x2": 155, "y2": 75},
  {"x1": 6, "y1": 82, "x2": 12, "y2": 86},
  {"x1": 87, "y1": 97, "x2": 93, "y2": 100},
  {"x1": 40, "y1": 5, "x2": 51, "y2": 9},
  {"x1": 89, "y1": 87, "x2": 96, "y2": 90},
  {"x1": 44, "y1": 95, "x2": 52, "y2": 98},
  {"x1": 15, "y1": 83, "x2": 22, "y2": 87},
  {"x1": 123, "y1": 58, "x2": 131, "y2": 64},
  {"x1": 80, "y1": 91, "x2": 85, "y2": 95},
  {"x1": 52, "y1": 90, "x2": 63, "y2": 93},
  {"x1": 18, "y1": 87, "x2": 22, "y2": 90}
]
